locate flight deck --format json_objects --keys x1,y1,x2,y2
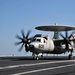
[{"x1": 0, "y1": 56, "x2": 75, "y2": 75}]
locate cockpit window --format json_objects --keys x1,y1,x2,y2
[
  {"x1": 31, "y1": 38, "x2": 41, "y2": 42},
  {"x1": 32, "y1": 38, "x2": 36, "y2": 41},
  {"x1": 36, "y1": 39, "x2": 41, "y2": 42}
]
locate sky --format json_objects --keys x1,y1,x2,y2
[{"x1": 0, "y1": 0, "x2": 75, "y2": 56}]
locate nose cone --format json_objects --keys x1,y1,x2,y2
[
  {"x1": 29, "y1": 42, "x2": 39, "y2": 49},
  {"x1": 29, "y1": 45, "x2": 34, "y2": 49}
]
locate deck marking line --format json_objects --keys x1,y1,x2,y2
[
  {"x1": 11, "y1": 64, "x2": 75, "y2": 75},
  {"x1": 0, "y1": 60, "x2": 75, "y2": 70}
]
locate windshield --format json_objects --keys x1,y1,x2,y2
[
  {"x1": 36, "y1": 39, "x2": 41, "y2": 42},
  {"x1": 31, "y1": 38, "x2": 41, "y2": 42}
]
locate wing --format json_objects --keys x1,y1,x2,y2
[
  {"x1": 35, "y1": 25, "x2": 75, "y2": 31},
  {"x1": 53, "y1": 38, "x2": 75, "y2": 46},
  {"x1": 53, "y1": 39, "x2": 64, "y2": 46}
]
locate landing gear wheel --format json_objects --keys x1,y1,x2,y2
[
  {"x1": 32, "y1": 53, "x2": 36, "y2": 60},
  {"x1": 33, "y1": 56, "x2": 39, "y2": 60},
  {"x1": 33, "y1": 57, "x2": 36, "y2": 60},
  {"x1": 32, "y1": 53, "x2": 39, "y2": 60},
  {"x1": 41, "y1": 55, "x2": 43, "y2": 58},
  {"x1": 36, "y1": 56, "x2": 39, "y2": 60},
  {"x1": 68, "y1": 54, "x2": 73, "y2": 60}
]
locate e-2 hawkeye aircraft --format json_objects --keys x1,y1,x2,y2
[{"x1": 15, "y1": 24, "x2": 75, "y2": 60}]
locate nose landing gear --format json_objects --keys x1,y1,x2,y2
[{"x1": 32, "y1": 53, "x2": 39, "y2": 60}]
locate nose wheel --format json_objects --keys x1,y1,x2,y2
[
  {"x1": 32, "y1": 53, "x2": 39, "y2": 60},
  {"x1": 33, "y1": 56, "x2": 39, "y2": 60}
]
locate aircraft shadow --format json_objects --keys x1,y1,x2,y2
[{"x1": 0, "y1": 56, "x2": 72, "y2": 61}]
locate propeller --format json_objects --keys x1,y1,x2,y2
[
  {"x1": 59, "y1": 31, "x2": 74, "y2": 49},
  {"x1": 15, "y1": 30, "x2": 31, "y2": 52}
]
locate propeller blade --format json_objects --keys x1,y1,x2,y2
[
  {"x1": 68, "y1": 34, "x2": 72, "y2": 39},
  {"x1": 59, "y1": 31, "x2": 73, "y2": 49},
  {"x1": 65, "y1": 43, "x2": 68, "y2": 49},
  {"x1": 15, "y1": 41, "x2": 22, "y2": 45},
  {"x1": 65, "y1": 31, "x2": 68, "y2": 38},
  {"x1": 16, "y1": 35, "x2": 22, "y2": 40},
  {"x1": 26, "y1": 30, "x2": 31, "y2": 38},
  {"x1": 18, "y1": 43, "x2": 24, "y2": 52},
  {"x1": 21, "y1": 29, "x2": 25, "y2": 38},
  {"x1": 15, "y1": 29, "x2": 32, "y2": 52},
  {"x1": 25, "y1": 44, "x2": 28, "y2": 52},
  {"x1": 60, "y1": 33, "x2": 65, "y2": 39},
  {"x1": 69, "y1": 31, "x2": 75, "y2": 39}
]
